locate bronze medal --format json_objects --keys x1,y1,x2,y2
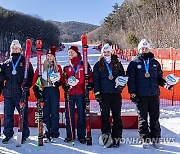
[
  {"x1": 145, "y1": 72, "x2": 150, "y2": 78},
  {"x1": 108, "y1": 74, "x2": 114, "y2": 80}
]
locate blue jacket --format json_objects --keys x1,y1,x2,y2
[
  {"x1": 0, "y1": 55, "x2": 34, "y2": 98},
  {"x1": 93, "y1": 55, "x2": 125, "y2": 94},
  {"x1": 127, "y1": 52, "x2": 164, "y2": 96}
]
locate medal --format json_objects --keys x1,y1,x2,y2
[
  {"x1": 143, "y1": 58, "x2": 150, "y2": 78},
  {"x1": 104, "y1": 58, "x2": 114, "y2": 81},
  {"x1": 108, "y1": 74, "x2": 114, "y2": 80},
  {"x1": 11, "y1": 55, "x2": 21, "y2": 76},
  {"x1": 145, "y1": 72, "x2": 150, "y2": 78},
  {"x1": 12, "y1": 69, "x2": 17, "y2": 75}
]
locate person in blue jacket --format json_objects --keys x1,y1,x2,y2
[
  {"x1": 0, "y1": 40, "x2": 34, "y2": 144},
  {"x1": 93, "y1": 43, "x2": 126, "y2": 148},
  {"x1": 127, "y1": 39, "x2": 172, "y2": 149}
]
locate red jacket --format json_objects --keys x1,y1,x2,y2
[{"x1": 63, "y1": 57, "x2": 93, "y2": 95}]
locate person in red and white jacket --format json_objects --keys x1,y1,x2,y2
[
  {"x1": 62, "y1": 46, "x2": 93, "y2": 144},
  {"x1": 33, "y1": 46, "x2": 63, "y2": 143}
]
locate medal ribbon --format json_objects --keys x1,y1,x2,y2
[
  {"x1": 70, "y1": 60, "x2": 82, "y2": 74},
  {"x1": 143, "y1": 58, "x2": 150, "y2": 73},
  {"x1": 47, "y1": 67, "x2": 53, "y2": 78},
  {"x1": 104, "y1": 58, "x2": 112, "y2": 76},
  {"x1": 11, "y1": 55, "x2": 22, "y2": 71}
]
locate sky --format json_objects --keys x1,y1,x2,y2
[{"x1": 0, "y1": 0, "x2": 124, "y2": 26}]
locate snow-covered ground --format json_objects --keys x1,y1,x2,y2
[
  {"x1": 0, "y1": 43, "x2": 179, "y2": 153},
  {"x1": 0, "y1": 106, "x2": 179, "y2": 154}
]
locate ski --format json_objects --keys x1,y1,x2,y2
[
  {"x1": 35, "y1": 39, "x2": 44, "y2": 146},
  {"x1": 81, "y1": 34, "x2": 92, "y2": 146},
  {"x1": 16, "y1": 39, "x2": 32, "y2": 147}
]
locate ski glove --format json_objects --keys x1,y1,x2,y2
[
  {"x1": 95, "y1": 92, "x2": 103, "y2": 103},
  {"x1": 62, "y1": 83, "x2": 70, "y2": 92},
  {"x1": 130, "y1": 93, "x2": 139, "y2": 105},
  {"x1": 164, "y1": 83, "x2": 173, "y2": 90},
  {"x1": 116, "y1": 85, "x2": 125, "y2": 92},
  {"x1": 33, "y1": 85, "x2": 43, "y2": 99},
  {"x1": 87, "y1": 82, "x2": 94, "y2": 91},
  {"x1": 54, "y1": 81, "x2": 62, "y2": 87}
]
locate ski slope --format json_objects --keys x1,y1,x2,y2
[{"x1": 0, "y1": 43, "x2": 179, "y2": 153}]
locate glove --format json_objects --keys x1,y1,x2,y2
[
  {"x1": 116, "y1": 85, "x2": 125, "y2": 92},
  {"x1": 95, "y1": 93, "x2": 103, "y2": 103},
  {"x1": 33, "y1": 85, "x2": 43, "y2": 99},
  {"x1": 164, "y1": 83, "x2": 173, "y2": 90},
  {"x1": 62, "y1": 83, "x2": 70, "y2": 92},
  {"x1": 54, "y1": 81, "x2": 62, "y2": 87},
  {"x1": 22, "y1": 86, "x2": 29, "y2": 92},
  {"x1": 130, "y1": 93, "x2": 139, "y2": 105},
  {"x1": 87, "y1": 82, "x2": 94, "y2": 91}
]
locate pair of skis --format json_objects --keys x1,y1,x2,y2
[
  {"x1": 82, "y1": 34, "x2": 92, "y2": 146},
  {"x1": 36, "y1": 40, "x2": 44, "y2": 146},
  {"x1": 16, "y1": 39, "x2": 44, "y2": 147}
]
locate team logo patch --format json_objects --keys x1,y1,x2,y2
[
  {"x1": 137, "y1": 65, "x2": 142, "y2": 69},
  {"x1": 153, "y1": 64, "x2": 157, "y2": 67},
  {"x1": 20, "y1": 63, "x2": 23, "y2": 66},
  {"x1": 143, "y1": 42, "x2": 147, "y2": 45}
]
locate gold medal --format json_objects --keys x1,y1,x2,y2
[
  {"x1": 145, "y1": 72, "x2": 150, "y2": 78},
  {"x1": 108, "y1": 74, "x2": 114, "y2": 80}
]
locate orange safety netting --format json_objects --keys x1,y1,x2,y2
[{"x1": 0, "y1": 48, "x2": 180, "y2": 106}]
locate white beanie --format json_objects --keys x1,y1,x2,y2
[
  {"x1": 10, "y1": 40, "x2": 22, "y2": 55},
  {"x1": 10, "y1": 40, "x2": 22, "y2": 50},
  {"x1": 101, "y1": 43, "x2": 112, "y2": 54},
  {"x1": 138, "y1": 39, "x2": 151, "y2": 52}
]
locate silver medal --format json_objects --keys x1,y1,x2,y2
[
  {"x1": 108, "y1": 74, "x2": 114, "y2": 80},
  {"x1": 12, "y1": 69, "x2": 17, "y2": 75}
]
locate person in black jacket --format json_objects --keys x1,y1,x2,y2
[
  {"x1": 127, "y1": 39, "x2": 172, "y2": 149},
  {"x1": 93, "y1": 43, "x2": 126, "y2": 148},
  {"x1": 0, "y1": 40, "x2": 34, "y2": 144}
]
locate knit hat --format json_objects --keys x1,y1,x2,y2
[
  {"x1": 10, "y1": 40, "x2": 22, "y2": 50},
  {"x1": 101, "y1": 43, "x2": 112, "y2": 54},
  {"x1": 46, "y1": 46, "x2": 58, "y2": 57},
  {"x1": 68, "y1": 46, "x2": 79, "y2": 53},
  {"x1": 10, "y1": 40, "x2": 22, "y2": 55},
  {"x1": 138, "y1": 39, "x2": 151, "y2": 52}
]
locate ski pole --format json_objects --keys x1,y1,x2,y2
[{"x1": 66, "y1": 93, "x2": 74, "y2": 146}]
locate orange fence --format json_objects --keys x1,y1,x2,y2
[{"x1": 0, "y1": 47, "x2": 179, "y2": 106}]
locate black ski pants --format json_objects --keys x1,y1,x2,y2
[
  {"x1": 137, "y1": 96, "x2": 161, "y2": 142},
  {"x1": 100, "y1": 93, "x2": 123, "y2": 139}
]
